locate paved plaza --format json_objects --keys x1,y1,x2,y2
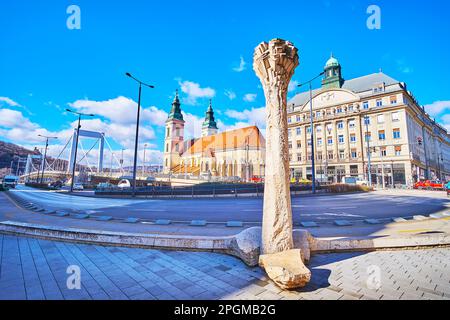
[{"x1": 0, "y1": 234, "x2": 448, "y2": 300}]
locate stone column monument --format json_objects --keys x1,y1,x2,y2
[{"x1": 253, "y1": 38, "x2": 311, "y2": 289}]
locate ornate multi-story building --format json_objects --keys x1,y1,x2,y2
[
  {"x1": 288, "y1": 55, "x2": 450, "y2": 186},
  {"x1": 163, "y1": 91, "x2": 266, "y2": 180}
]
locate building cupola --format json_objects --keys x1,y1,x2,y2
[
  {"x1": 202, "y1": 99, "x2": 218, "y2": 137},
  {"x1": 322, "y1": 53, "x2": 344, "y2": 89},
  {"x1": 167, "y1": 89, "x2": 184, "y2": 122}
]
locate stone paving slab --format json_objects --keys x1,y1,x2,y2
[{"x1": 0, "y1": 234, "x2": 449, "y2": 300}]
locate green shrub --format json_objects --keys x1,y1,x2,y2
[{"x1": 325, "y1": 184, "x2": 373, "y2": 194}]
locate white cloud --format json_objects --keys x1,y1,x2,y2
[
  {"x1": 243, "y1": 93, "x2": 257, "y2": 102},
  {"x1": 288, "y1": 80, "x2": 299, "y2": 92},
  {"x1": 177, "y1": 80, "x2": 216, "y2": 105},
  {"x1": 225, "y1": 107, "x2": 266, "y2": 129},
  {"x1": 233, "y1": 56, "x2": 246, "y2": 72},
  {"x1": 441, "y1": 114, "x2": 450, "y2": 132},
  {"x1": 0, "y1": 97, "x2": 20, "y2": 107},
  {"x1": 424, "y1": 101, "x2": 450, "y2": 118},
  {"x1": 224, "y1": 90, "x2": 237, "y2": 100},
  {"x1": 182, "y1": 112, "x2": 204, "y2": 139},
  {"x1": 69, "y1": 96, "x2": 167, "y2": 126}
]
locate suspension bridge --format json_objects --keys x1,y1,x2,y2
[{"x1": 21, "y1": 129, "x2": 129, "y2": 183}]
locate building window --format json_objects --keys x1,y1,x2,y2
[
  {"x1": 175, "y1": 143, "x2": 179, "y2": 152},
  {"x1": 337, "y1": 107, "x2": 343, "y2": 113},
  {"x1": 327, "y1": 137, "x2": 333, "y2": 145},
  {"x1": 338, "y1": 135, "x2": 344, "y2": 144},
  {"x1": 166, "y1": 144, "x2": 169, "y2": 152},
  {"x1": 288, "y1": 129, "x2": 292, "y2": 138},
  {"x1": 296, "y1": 115, "x2": 301, "y2": 122},
  {"x1": 349, "y1": 120, "x2": 356, "y2": 128},
  {"x1": 306, "y1": 126, "x2": 311, "y2": 134},
  {"x1": 297, "y1": 141, "x2": 302, "y2": 149},
  {"x1": 348, "y1": 105, "x2": 354, "y2": 112},
  {"x1": 289, "y1": 154, "x2": 292, "y2": 162},
  {"x1": 317, "y1": 138, "x2": 323, "y2": 146},
  {"x1": 339, "y1": 150, "x2": 345, "y2": 159},
  {"x1": 363, "y1": 101, "x2": 369, "y2": 110},
  {"x1": 390, "y1": 96, "x2": 397, "y2": 105},
  {"x1": 365, "y1": 132, "x2": 372, "y2": 142},
  {"x1": 316, "y1": 125, "x2": 322, "y2": 133},
  {"x1": 307, "y1": 154, "x2": 312, "y2": 161},
  {"x1": 328, "y1": 152, "x2": 334, "y2": 160},
  {"x1": 380, "y1": 147, "x2": 387, "y2": 157},
  {"x1": 296, "y1": 127, "x2": 301, "y2": 136},
  {"x1": 316, "y1": 111, "x2": 321, "y2": 118},
  {"x1": 166, "y1": 128, "x2": 170, "y2": 137},
  {"x1": 395, "y1": 146, "x2": 401, "y2": 156},
  {"x1": 392, "y1": 112, "x2": 400, "y2": 122},
  {"x1": 317, "y1": 152, "x2": 323, "y2": 161},
  {"x1": 364, "y1": 116, "x2": 371, "y2": 125},
  {"x1": 378, "y1": 130, "x2": 386, "y2": 141},
  {"x1": 337, "y1": 121, "x2": 344, "y2": 129},
  {"x1": 307, "y1": 140, "x2": 312, "y2": 147},
  {"x1": 350, "y1": 134, "x2": 356, "y2": 143},
  {"x1": 289, "y1": 142, "x2": 292, "y2": 149},
  {"x1": 376, "y1": 99, "x2": 383, "y2": 107},
  {"x1": 393, "y1": 128, "x2": 401, "y2": 139},
  {"x1": 377, "y1": 114, "x2": 385, "y2": 123},
  {"x1": 297, "y1": 153, "x2": 302, "y2": 162},
  {"x1": 351, "y1": 149, "x2": 357, "y2": 159}
]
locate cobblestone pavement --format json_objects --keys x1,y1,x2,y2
[{"x1": 0, "y1": 234, "x2": 449, "y2": 300}]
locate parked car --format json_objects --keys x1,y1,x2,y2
[
  {"x1": 48, "y1": 180, "x2": 63, "y2": 189},
  {"x1": 251, "y1": 176, "x2": 264, "y2": 183},
  {"x1": 117, "y1": 179, "x2": 131, "y2": 189},
  {"x1": 413, "y1": 180, "x2": 444, "y2": 190},
  {"x1": 355, "y1": 178, "x2": 369, "y2": 186},
  {"x1": 444, "y1": 181, "x2": 450, "y2": 190},
  {"x1": 72, "y1": 183, "x2": 84, "y2": 191},
  {"x1": 3, "y1": 175, "x2": 19, "y2": 188}
]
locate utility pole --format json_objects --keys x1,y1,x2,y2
[
  {"x1": 125, "y1": 72, "x2": 155, "y2": 197},
  {"x1": 364, "y1": 115, "x2": 373, "y2": 187},
  {"x1": 298, "y1": 71, "x2": 325, "y2": 193},
  {"x1": 38, "y1": 135, "x2": 58, "y2": 184}
]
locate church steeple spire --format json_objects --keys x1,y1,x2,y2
[
  {"x1": 167, "y1": 89, "x2": 184, "y2": 122},
  {"x1": 202, "y1": 99, "x2": 218, "y2": 137}
]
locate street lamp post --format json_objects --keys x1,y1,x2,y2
[
  {"x1": 38, "y1": 134, "x2": 58, "y2": 184},
  {"x1": 66, "y1": 109, "x2": 94, "y2": 192},
  {"x1": 364, "y1": 115, "x2": 373, "y2": 187},
  {"x1": 125, "y1": 72, "x2": 155, "y2": 197},
  {"x1": 298, "y1": 71, "x2": 325, "y2": 194}
]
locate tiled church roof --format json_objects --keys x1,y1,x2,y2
[{"x1": 182, "y1": 126, "x2": 265, "y2": 156}]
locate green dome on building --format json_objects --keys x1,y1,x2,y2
[{"x1": 325, "y1": 54, "x2": 340, "y2": 68}]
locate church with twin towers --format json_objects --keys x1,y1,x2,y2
[{"x1": 162, "y1": 90, "x2": 266, "y2": 180}]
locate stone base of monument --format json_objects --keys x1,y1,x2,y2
[
  {"x1": 259, "y1": 249, "x2": 311, "y2": 290},
  {"x1": 229, "y1": 227, "x2": 313, "y2": 267}
]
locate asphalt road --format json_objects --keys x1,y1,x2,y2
[{"x1": 8, "y1": 185, "x2": 450, "y2": 224}]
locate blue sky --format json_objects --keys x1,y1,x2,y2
[{"x1": 1, "y1": 0, "x2": 449, "y2": 165}]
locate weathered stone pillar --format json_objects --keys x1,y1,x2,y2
[
  {"x1": 253, "y1": 39, "x2": 298, "y2": 255},
  {"x1": 254, "y1": 38, "x2": 311, "y2": 290}
]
